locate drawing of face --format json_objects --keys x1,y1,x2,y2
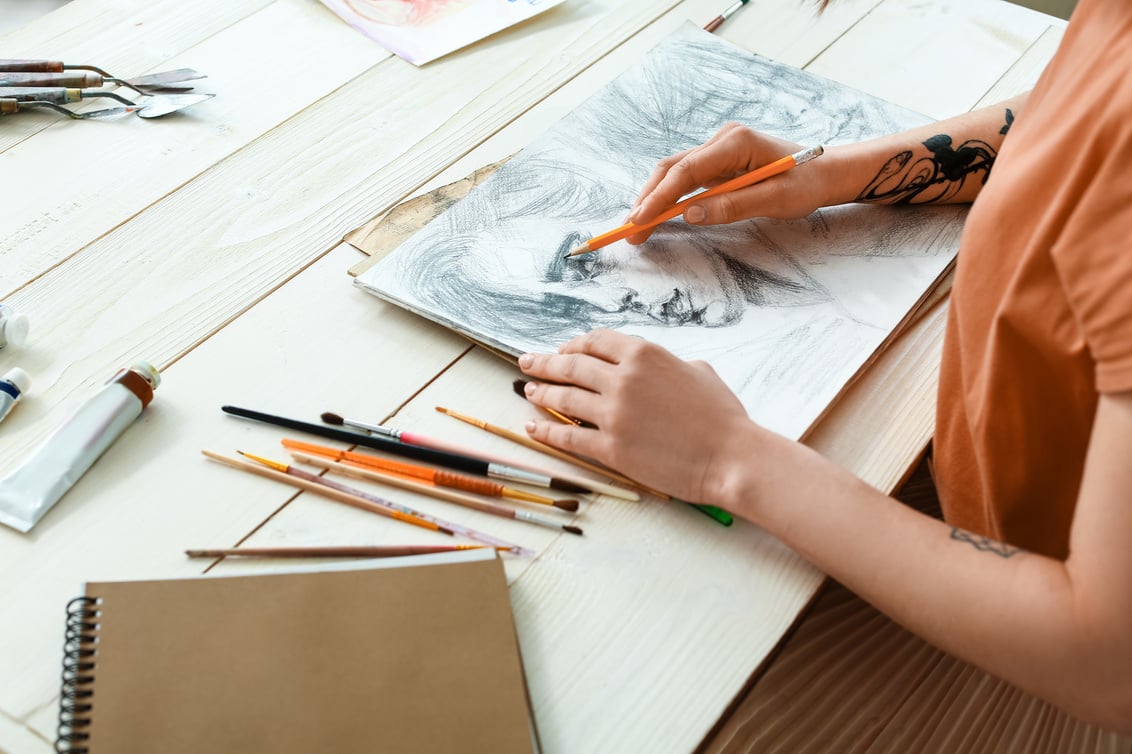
[
  {"x1": 395, "y1": 155, "x2": 830, "y2": 346},
  {"x1": 545, "y1": 225, "x2": 825, "y2": 328}
]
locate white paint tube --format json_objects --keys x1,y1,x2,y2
[
  {"x1": 0, "y1": 304, "x2": 29, "y2": 349},
  {"x1": 0, "y1": 368, "x2": 31, "y2": 425},
  {"x1": 0, "y1": 362, "x2": 160, "y2": 533}
]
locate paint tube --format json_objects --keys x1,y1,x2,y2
[
  {"x1": 0, "y1": 368, "x2": 31, "y2": 425},
  {"x1": 0, "y1": 361, "x2": 160, "y2": 533},
  {"x1": 0, "y1": 304, "x2": 29, "y2": 349}
]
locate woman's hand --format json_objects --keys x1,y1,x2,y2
[
  {"x1": 518, "y1": 328, "x2": 767, "y2": 505},
  {"x1": 626, "y1": 124, "x2": 832, "y2": 244}
]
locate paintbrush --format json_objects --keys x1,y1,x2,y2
[
  {"x1": 280, "y1": 437, "x2": 577, "y2": 511},
  {"x1": 704, "y1": 0, "x2": 750, "y2": 33},
  {"x1": 435, "y1": 406, "x2": 670, "y2": 500},
  {"x1": 204, "y1": 449, "x2": 448, "y2": 534},
  {"x1": 222, "y1": 405, "x2": 589, "y2": 494},
  {"x1": 319, "y1": 410, "x2": 639, "y2": 501},
  {"x1": 288, "y1": 450, "x2": 583, "y2": 537},
  {"x1": 202, "y1": 449, "x2": 533, "y2": 556},
  {"x1": 186, "y1": 545, "x2": 496, "y2": 558},
  {"x1": 566, "y1": 145, "x2": 823, "y2": 257},
  {"x1": 512, "y1": 379, "x2": 596, "y2": 428}
]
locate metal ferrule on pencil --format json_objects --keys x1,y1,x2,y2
[{"x1": 792, "y1": 145, "x2": 824, "y2": 165}]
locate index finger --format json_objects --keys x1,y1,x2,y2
[
  {"x1": 629, "y1": 123, "x2": 749, "y2": 226},
  {"x1": 557, "y1": 328, "x2": 639, "y2": 364}
]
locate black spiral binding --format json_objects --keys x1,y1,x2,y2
[{"x1": 56, "y1": 596, "x2": 100, "y2": 753}]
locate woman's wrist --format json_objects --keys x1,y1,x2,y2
[{"x1": 818, "y1": 142, "x2": 879, "y2": 207}]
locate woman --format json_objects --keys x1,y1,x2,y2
[{"x1": 518, "y1": 0, "x2": 1132, "y2": 730}]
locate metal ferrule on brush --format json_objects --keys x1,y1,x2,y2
[
  {"x1": 486, "y1": 464, "x2": 548, "y2": 487},
  {"x1": 344, "y1": 417, "x2": 401, "y2": 440},
  {"x1": 514, "y1": 509, "x2": 562, "y2": 530}
]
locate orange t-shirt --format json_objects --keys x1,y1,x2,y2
[{"x1": 934, "y1": 0, "x2": 1132, "y2": 559}]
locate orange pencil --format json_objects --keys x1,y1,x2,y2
[
  {"x1": 567, "y1": 145, "x2": 823, "y2": 257},
  {"x1": 280, "y1": 438, "x2": 578, "y2": 511}
]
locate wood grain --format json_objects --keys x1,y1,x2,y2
[{"x1": 0, "y1": 0, "x2": 389, "y2": 294}]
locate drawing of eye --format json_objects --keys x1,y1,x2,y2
[{"x1": 565, "y1": 253, "x2": 598, "y2": 279}]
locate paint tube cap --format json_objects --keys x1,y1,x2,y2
[
  {"x1": 0, "y1": 312, "x2": 29, "y2": 347},
  {"x1": 128, "y1": 360, "x2": 161, "y2": 390},
  {"x1": 1, "y1": 367, "x2": 30, "y2": 395}
]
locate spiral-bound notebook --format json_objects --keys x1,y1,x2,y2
[{"x1": 56, "y1": 549, "x2": 539, "y2": 754}]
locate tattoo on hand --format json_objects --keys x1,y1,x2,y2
[
  {"x1": 856, "y1": 109, "x2": 1013, "y2": 205},
  {"x1": 950, "y1": 527, "x2": 1022, "y2": 558}
]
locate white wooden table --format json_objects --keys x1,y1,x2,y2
[{"x1": 0, "y1": 1, "x2": 1064, "y2": 752}]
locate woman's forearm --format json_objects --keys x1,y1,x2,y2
[
  {"x1": 821, "y1": 93, "x2": 1028, "y2": 207},
  {"x1": 717, "y1": 414, "x2": 1131, "y2": 731}
]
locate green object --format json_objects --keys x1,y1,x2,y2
[{"x1": 687, "y1": 502, "x2": 733, "y2": 527}]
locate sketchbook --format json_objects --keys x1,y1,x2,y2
[
  {"x1": 355, "y1": 24, "x2": 967, "y2": 441},
  {"x1": 54, "y1": 550, "x2": 539, "y2": 754}
]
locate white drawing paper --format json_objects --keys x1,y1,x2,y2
[
  {"x1": 319, "y1": 0, "x2": 566, "y2": 65},
  {"x1": 356, "y1": 24, "x2": 966, "y2": 440}
]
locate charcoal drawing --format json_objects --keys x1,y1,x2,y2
[{"x1": 356, "y1": 24, "x2": 966, "y2": 439}]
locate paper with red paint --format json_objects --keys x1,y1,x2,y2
[{"x1": 319, "y1": 0, "x2": 566, "y2": 65}]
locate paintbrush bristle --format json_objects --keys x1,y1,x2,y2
[
  {"x1": 512, "y1": 379, "x2": 529, "y2": 398},
  {"x1": 550, "y1": 478, "x2": 591, "y2": 494},
  {"x1": 553, "y1": 499, "x2": 580, "y2": 512},
  {"x1": 321, "y1": 412, "x2": 344, "y2": 425},
  {"x1": 563, "y1": 525, "x2": 584, "y2": 536}
]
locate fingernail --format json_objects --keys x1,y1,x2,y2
[
  {"x1": 518, "y1": 353, "x2": 533, "y2": 368},
  {"x1": 685, "y1": 205, "x2": 706, "y2": 223},
  {"x1": 524, "y1": 381, "x2": 536, "y2": 396},
  {"x1": 524, "y1": 421, "x2": 537, "y2": 434},
  {"x1": 627, "y1": 207, "x2": 641, "y2": 223}
]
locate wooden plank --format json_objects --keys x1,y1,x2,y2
[
  {"x1": 0, "y1": 0, "x2": 389, "y2": 294},
  {"x1": 0, "y1": 0, "x2": 275, "y2": 154},
  {"x1": 807, "y1": 0, "x2": 1061, "y2": 119}
]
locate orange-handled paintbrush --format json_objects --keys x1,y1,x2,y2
[{"x1": 280, "y1": 438, "x2": 578, "y2": 512}]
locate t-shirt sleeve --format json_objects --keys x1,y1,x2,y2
[{"x1": 1050, "y1": 123, "x2": 1132, "y2": 393}]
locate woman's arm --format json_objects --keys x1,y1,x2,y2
[
  {"x1": 626, "y1": 93, "x2": 1028, "y2": 243},
  {"x1": 518, "y1": 330, "x2": 1132, "y2": 732}
]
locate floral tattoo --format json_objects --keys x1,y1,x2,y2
[{"x1": 855, "y1": 108, "x2": 1014, "y2": 205}]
